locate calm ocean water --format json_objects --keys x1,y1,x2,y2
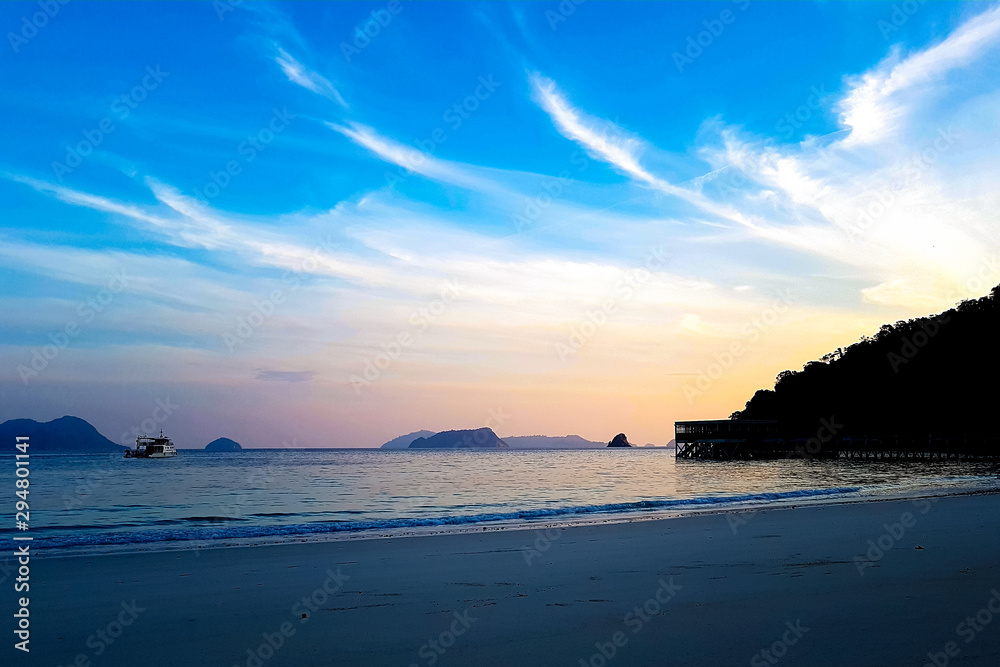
[{"x1": 5, "y1": 449, "x2": 999, "y2": 553}]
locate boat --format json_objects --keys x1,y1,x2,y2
[{"x1": 124, "y1": 429, "x2": 178, "y2": 458}]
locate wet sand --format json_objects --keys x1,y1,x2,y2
[{"x1": 31, "y1": 492, "x2": 1000, "y2": 666}]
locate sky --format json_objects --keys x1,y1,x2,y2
[{"x1": 2, "y1": 0, "x2": 999, "y2": 448}]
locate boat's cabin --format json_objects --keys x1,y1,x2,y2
[
  {"x1": 125, "y1": 429, "x2": 177, "y2": 458},
  {"x1": 136, "y1": 436, "x2": 174, "y2": 453}
]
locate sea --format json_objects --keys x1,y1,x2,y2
[{"x1": 5, "y1": 449, "x2": 999, "y2": 554}]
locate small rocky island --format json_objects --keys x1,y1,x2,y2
[
  {"x1": 205, "y1": 437, "x2": 243, "y2": 452},
  {"x1": 607, "y1": 433, "x2": 632, "y2": 447}
]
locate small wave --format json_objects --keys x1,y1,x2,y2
[
  {"x1": 142, "y1": 516, "x2": 248, "y2": 526},
  {"x1": 26, "y1": 486, "x2": 861, "y2": 550},
  {"x1": 859, "y1": 475, "x2": 1000, "y2": 495}
]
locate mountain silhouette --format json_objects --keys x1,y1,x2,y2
[
  {"x1": 408, "y1": 428, "x2": 509, "y2": 449},
  {"x1": 380, "y1": 430, "x2": 436, "y2": 449},
  {"x1": 0, "y1": 416, "x2": 123, "y2": 452}
]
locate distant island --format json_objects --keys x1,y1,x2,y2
[
  {"x1": 0, "y1": 416, "x2": 123, "y2": 452},
  {"x1": 4, "y1": 419, "x2": 662, "y2": 454},
  {"x1": 205, "y1": 437, "x2": 242, "y2": 452},
  {"x1": 380, "y1": 430, "x2": 437, "y2": 449},
  {"x1": 380, "y1": 432, "x2": 608, "y2": 449},
  {"x1": 502, "y1": 435, "x2": 605, "y2": 449},
  {"x1": 409, "y1": 428, "x2": 509, "y2": 449}
]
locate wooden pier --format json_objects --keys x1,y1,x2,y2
[{"x1": 674, "y1": 420, "x2": 1000, "y2": 461}]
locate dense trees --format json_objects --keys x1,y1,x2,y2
[{"x1": 730, "y1": 284, "x2": 1000, "y2": 437}]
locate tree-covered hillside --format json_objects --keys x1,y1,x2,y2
[{"x1": 731, "y1": 284, "x2": 1000, "y2": 437}]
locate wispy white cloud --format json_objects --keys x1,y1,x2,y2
[
  {"x1": 5, "y1": 174, "x2": 398, "y2": 288},
  {"x1": 274, "y1": 45, "x2": 348, "y2": 107},
  {"x1": 525, "y1": 4, "x2": 1000, "y2": 313},
  {"x1": 4, "y1": 171, "x2": 769, "y2": 325},
  {"x1": 529, "y1": 73, "x2": 659, "y2": 187},
  {"x1": 703, "y1": 22, "x2": 1000, "y2": 310},
  {"x1": 8, "y1": 2, "x2": 1000, "y2": 447},
  {"x1": 255, "y1": 369, "x2": 316, "y2": 382},
  {"x1": 527, "y1": 74, "x2": 781, "y2": 240},
  {"x1": 327, "y1": 121, "x2": 504, "y2": 194},
  {"x1": 838, "y1": 4, "x2": 1000, "y2": 145},
  {"x1": 0, "y1": 239, "x2": 250, "y2": 314}
]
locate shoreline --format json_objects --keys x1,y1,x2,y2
[
  {"x1": 33, "y1": 480, "x2": 1000, "y2": 559},
  {"x1": 30, "y1": 491, "x2": 1000, "y2": 666}
]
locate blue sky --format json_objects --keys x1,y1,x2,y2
[{"x1": 2, "y1": 1, "x2": 999, "y2": 447}]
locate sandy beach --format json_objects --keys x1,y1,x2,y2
[{"x1": 30, "y1": 492, "x2": 1000, "y2": 667}]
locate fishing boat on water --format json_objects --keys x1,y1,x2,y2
[{"x1": 124, "y1": 429, "x2": 178, "y2": 458}]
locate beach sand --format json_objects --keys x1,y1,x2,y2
[{"x1": 31, "y1": 492, "x2": 1000, "y2": 666}]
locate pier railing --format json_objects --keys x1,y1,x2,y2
[{"x1": 674, "y1": 435, "x2": 1000, "y2": 461}]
